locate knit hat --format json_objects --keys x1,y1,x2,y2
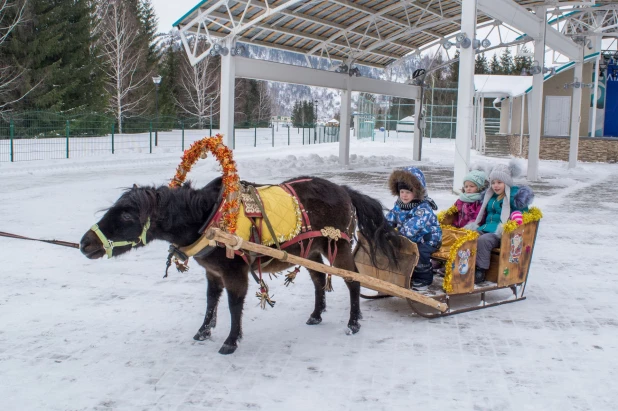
[
  {"x1": 396, "y1": 181, "x2": 412, "y2": 192},
  {"x1": 489, "y1": 163, "x2": 516, "y2": 187},
  {"x1": 463, "y1": 169, "x2": 487, "y2": 190},
  {"x1": 474, "y1": 160, "x2": 523, "y2": 235}
]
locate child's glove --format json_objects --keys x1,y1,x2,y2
[
  {"x1": 463, "y1": 222, "x2": 479, "y2": 231},
  {"x1": 510, "y1": 211, "x2": 523, "y2": 226}
]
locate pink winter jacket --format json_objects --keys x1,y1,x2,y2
[{"x1": 452, "y1": 199, "x2": 483, "y2": 228}]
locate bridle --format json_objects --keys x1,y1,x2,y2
[{"x1": 89, "y1": 218, "x2": 151, "y2": 258}]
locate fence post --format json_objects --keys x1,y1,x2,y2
[
  {"x1": 66, "y1": 120, "x2": 70, "y2": 159},
  {"x1": 287, "y1": 125, "x2": 290, "y2": 145},
  {"x1": 233, "y1": 127, "x2": 235, "y2": 149},
  {"x1": 271, "y1": 123, "x2": 274, "y2": 147},
  {"x1": 181, "y1": 120, "x2": 185, "y2": 151},
  {"x1": 254, "y1": 126, "x2": 257, "y2": 147},
  {"x1": 111, "y1": 122, "x2": 115, "y2": 154},
  {"x1": 302, "y1": 127, "x2": 304, "y2": 145},
  {"x1": 149, "y1": 122, "x2": 153, "y2": 154},
  {"x1": 9, "y1": 118, "x2": 14, "y2": 162}
]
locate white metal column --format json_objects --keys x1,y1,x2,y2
[
  {"x1": 339, "y1": 80, "x2": 352, "y2": 166},
  {"x1": 220, "y1": 41, "x2": 235, "y2": 147},
  {"x1": 413, "y1": 99, "x2": 422, "y2": 160},
  {"x1": 519, "y1": 94, "x2": 526, "y2": 154},
  {"x1": 527, "y1": 6, "x2": 547, "y2": 181},
  {"x1": 569, "y1": 55, "x2": 584, "y2": 168},
  {"x1": 508, "y1": 98, "x2": 513, "y2": 135},
  {"x1": 453, "y1": 0, "x2": 477, "y2": 192},
  {"x1": 590, "y1": 35, "x2": 602, "y2": 137}
]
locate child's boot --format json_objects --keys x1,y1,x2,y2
[{"x1": 474, "y1": 267, "x2": 486, "y2": 284}]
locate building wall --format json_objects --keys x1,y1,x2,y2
[
  {"x1": 503, "y1": 60, "x2": 595, "y2": 137},
  {"x1": 507, "y1": 135, "x2": 618, "y2": 163},
  {"x1": 540, "y1": 61, "x2": 593, "y2": 137}
]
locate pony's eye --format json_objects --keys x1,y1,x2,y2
[{"x1": 121, "y1": 212, "x2": 133, "y2": 221}]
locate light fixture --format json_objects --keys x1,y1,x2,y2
[
  {"x1": 152, "y1": 75, "x2": 162, "y2": 85},
  {"x1": 442, "y1": 40, "x2": 453, "y2": 50},
  {"x1": 564, "y1": 77, "x2": 593, "y2": 90},
  {"x1": 348, "y1": 66, "x2": 361, "y2": 77},
  {"x1": 481, "y1": 39, "x2": 491, "y2": 48},
  {"x1": 210, "y1": 43, "x2": 229, "y2": 56},
  {"x1": 230, "y1": 44, "x2": 245, "y2": 56},
  {"x1": 335, "y1": 63, "x2": 348, "y2": 74}
]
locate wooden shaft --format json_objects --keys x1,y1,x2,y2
[{"x1": 207, "y1": 228, "x2": 447, "y2": 313}]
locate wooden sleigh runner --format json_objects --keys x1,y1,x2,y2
[{"x1": 355, "y1": 208, "x2": 542, "y2": 317}]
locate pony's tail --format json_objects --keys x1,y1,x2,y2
[{"x1": 344, "y1": 186, "x2": 400, "y2": 269}]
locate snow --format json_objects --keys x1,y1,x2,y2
[
  {"x1": 1, "y1": 137, "x2": 617, "y2": 410},
  {"x1": 474, "y1": 75, "x2": 533, "y2": 98}
]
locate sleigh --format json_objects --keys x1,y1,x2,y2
[
  {"x1": 205, "y1": 207, "x2": 540, "y2": 318},
  {"x1": 355, "y1": 207, "x2": 542, "y2": 317}
]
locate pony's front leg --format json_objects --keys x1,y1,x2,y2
[
  {"x1": 306, "y1": 253, "x2": 327, "y2": 325},
  {"x1": 194, "y1": 273, "x2": 223, "y2": 341},
  {"x1": 334, "y1": 246, "x2": 362, "y2": 334},
  {"x1": 219, "y1": 269, "x2": 249, "y2": 355}
]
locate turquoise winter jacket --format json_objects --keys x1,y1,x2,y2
[{"x1": 479, "y1": 186, "x2": 529, "y2": 234}]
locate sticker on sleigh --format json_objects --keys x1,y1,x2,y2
[
  {"x1": 457, "y1": 249, "x2": 471, "y2": 275},
  {"x1": 509, "y1": 232, "x2": 523, "y2": 263}
]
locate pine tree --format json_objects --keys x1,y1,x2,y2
[
  {"x1": 499, "y1": 48, "x2": 514, "y2": 75},
  {"x1": 6, "y1": 0, "x2": 105, "y2": 112},
  {"x1": 514, "y1": 46, "x2": 533, "y2": 75},
  {"x1": 475, "y1": 53, "x2": 489, "y2": 74},
  {"x1": 490, "y1": 54, "x2": 501, "y2": 74}
]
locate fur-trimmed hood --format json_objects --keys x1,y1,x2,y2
[{"x1": 388, "y1": 166, "x2": 427, "y2": 200}]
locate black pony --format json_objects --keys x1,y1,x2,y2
[{"x1": 80, "y1": 176, "x2": 398, "y2": 354}]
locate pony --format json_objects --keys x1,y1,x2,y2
[{"x1": 80, "y1": 176, "x2": 399, "y2": 354}]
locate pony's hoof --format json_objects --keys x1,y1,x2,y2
[
  {"x1": 218, "y1": 344, "x2": 237, "y2": 355},
  {"x1": 193, "y1": 329, "x2": 211, "y2": 341},
  {"x1": 306, "y1": 316, "x2": 322, "y2": 325},
  {"x1": 357, "y1": 311, "x2": 363, "y2": 320},
  {"x1": 347, "y1": 322, "x2": 361, "y2": 334}
]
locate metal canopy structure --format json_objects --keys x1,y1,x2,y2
[
  {"x1": 174, "y1": 0, "x2": 616, "y2": 189},
  {"x1": 172, "y1": 0, "x2": 609, "y2": 68}
]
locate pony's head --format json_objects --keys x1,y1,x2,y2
[
  {"x1": 80, "y1": 178, "x2": 224, "y2": 260},
  {"x1": 80, "y1": 185, "x2": 156, "y2": 259}
]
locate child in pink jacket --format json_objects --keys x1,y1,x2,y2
[
  {"x1": 432, "y1": 169, "x2": 487, "y2": 275},
  {"x1": 452, "y1": 169, "x2": 488, "y2": 229}
]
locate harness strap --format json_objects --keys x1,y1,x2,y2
[
  {"x1": 91, "y1": 218, "x2": 150, "y2": 259},
  {"x1": 281, "y1": 181, "x2": 312, "y2": 232}
]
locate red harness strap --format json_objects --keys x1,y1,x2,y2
[{"x1": 281, "y1": 179, "x2": 312, "y2": 232}]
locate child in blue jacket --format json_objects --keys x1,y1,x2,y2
[{"x1": 386, "y1": 167, "x2": 442, "y2": 291}]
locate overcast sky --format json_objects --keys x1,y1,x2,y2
[{"x1": 152, "y1": 0, "x2": 200, "y2": 33}]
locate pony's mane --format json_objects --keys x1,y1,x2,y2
[{"x1": 113, "y1": 180, "x2": 222, "y2": 230}]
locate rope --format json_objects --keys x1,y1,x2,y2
[{"x1": 0, "y1": 231, "x2": 79, "y2": 249}]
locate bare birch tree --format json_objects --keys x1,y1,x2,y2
[
  {"x1": 0, "y1": 0, "x2": 33, "y2": 112},
  {"x1": 252, "y1": 80, "x2": 272, "y2": 124},
  {"x1": 98, "y1": 0, "x2": 151, "y2": 132},
  {"x1": 175, "y1": 46, "x2": 219, "y2": 128}
]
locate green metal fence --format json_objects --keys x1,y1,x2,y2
[{"x1": 0, "y1": 112, "x2": 340, "y2": 162}]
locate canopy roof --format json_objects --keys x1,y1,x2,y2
[
  {"x1": 474, "y1": 75, "x2": 533, "y2": 98},
  {"x1": 173, "y1": 0, "x2": 605, "y2": 69}
]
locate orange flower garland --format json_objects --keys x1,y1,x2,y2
[{"x1": 169, "y1": 135, "x2": 240, "y2": 234}]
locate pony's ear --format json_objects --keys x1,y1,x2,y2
[{"x1": 133, "y1": 183, "x2": 139, "y2": 189}]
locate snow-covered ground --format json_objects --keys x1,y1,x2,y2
[{"x1": 1, "y1": 138, "x2": 616, "y2": 411}]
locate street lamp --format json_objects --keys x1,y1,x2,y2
[
  {"x1": 313, "y1": 99, "x2": 318, "y2": 143},
  {"x1": 152, "y1": 75, "x2": 162, "y2": 146}
]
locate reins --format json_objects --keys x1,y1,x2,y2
[{"x1": 0, "y1": 231, "x2": 80, "y2": 249}]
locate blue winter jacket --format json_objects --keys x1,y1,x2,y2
[{"x1": 386, "y1": 201, "x2": 442, "y2": 248}]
